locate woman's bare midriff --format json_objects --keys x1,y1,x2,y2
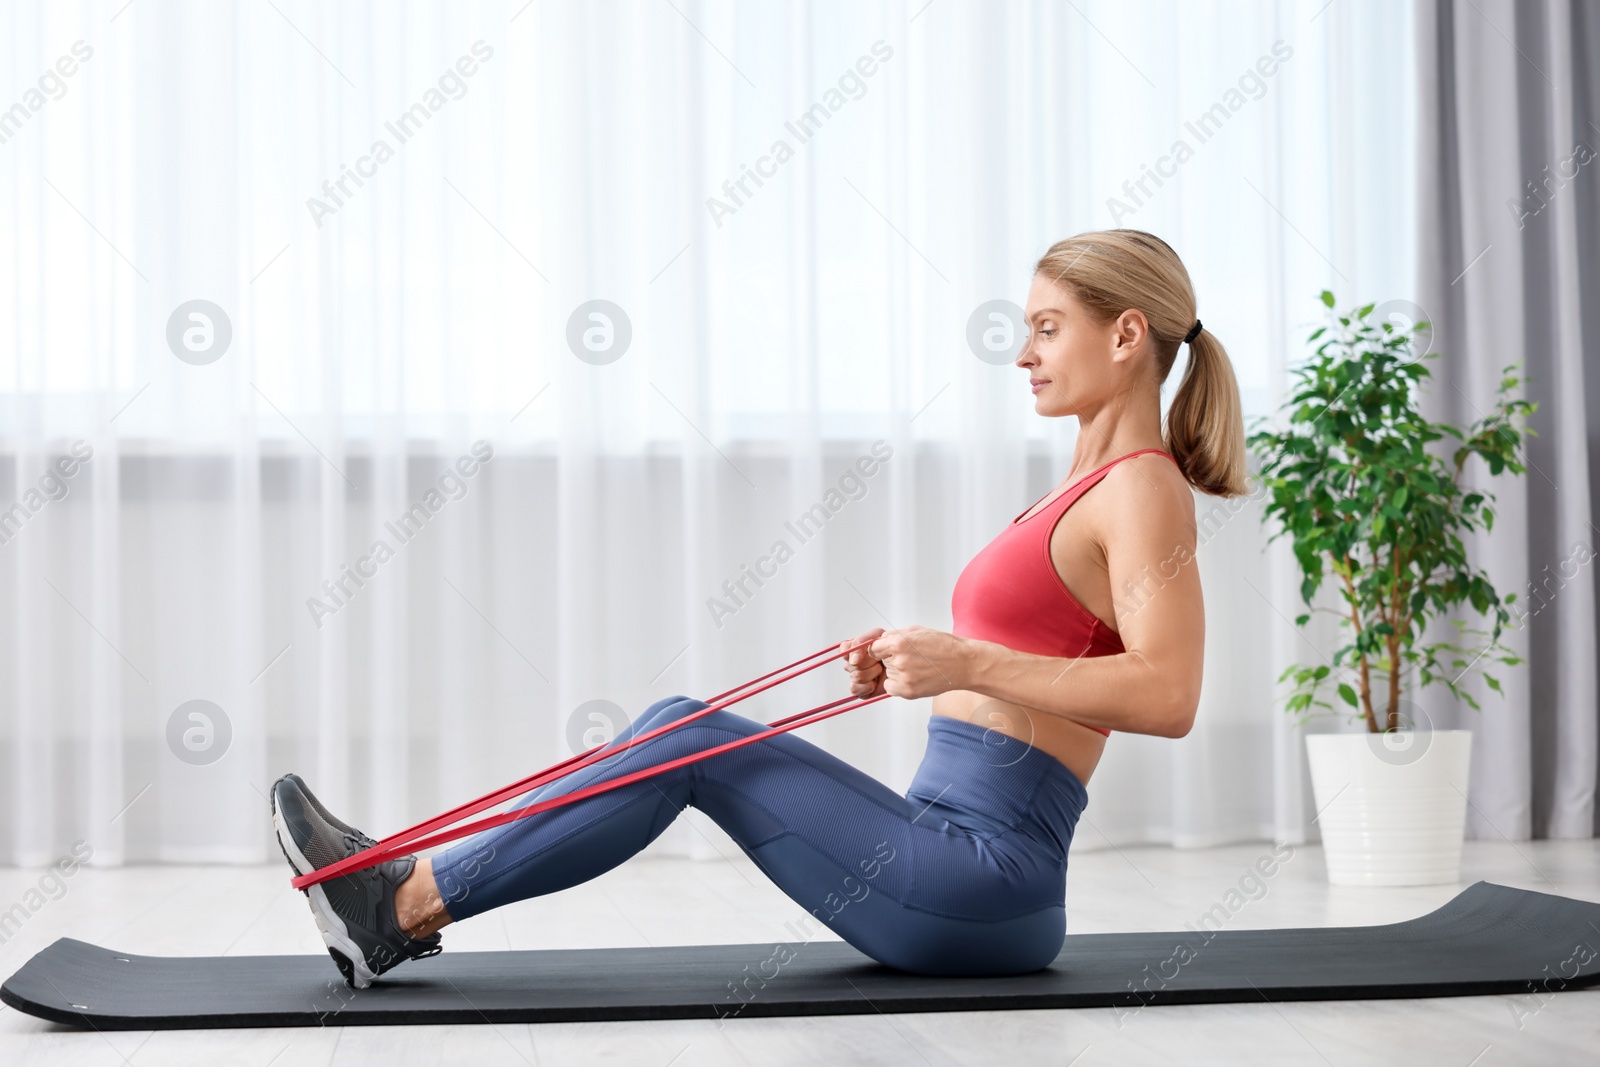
[{"x1": 931, "y1": 693, "x2": 1107, "y2": 785}]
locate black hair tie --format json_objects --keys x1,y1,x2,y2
[{"x1": 1183, "y1": 319, "x2": 1203, "y2": 345}]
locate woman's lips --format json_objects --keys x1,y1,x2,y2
[{"x1": 1030, "y1": 379, "x2": 1049, "y2": 393}]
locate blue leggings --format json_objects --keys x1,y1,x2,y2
[{"x1": 431, "y1": 695, "x2": 1090, "y2": 976}]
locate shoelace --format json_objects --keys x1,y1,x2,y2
[{"x1": 344, "y1": 831, "x2": 378, "y2": 854}]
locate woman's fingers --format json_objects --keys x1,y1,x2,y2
[
  {"x1": 843, "y1": 627, "x2": 886, "y2": 667},
  {"x1": 839, "y1": 636, "x2": 885, "y2": 697},
  {"x1": 848, "y1": 662, "x2": 885, "y2": 696},
  {"x1": 849, "y1": 666, "x2": 885, "y2": 697},
  {"x1": 847, "y1": 661, "x2": 884, "y2": 683},
  {"x1": 840, "y1": 629, "x2": 890, "y2": 697}
]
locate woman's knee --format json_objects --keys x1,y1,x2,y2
[
  {"x1": 639, "y1": 697, "x2": 759, "y2": 735},
  {"x1": 638, "y1": 694, "x2": 697, "y2": 724},
  {"x1": 635, "y1": 695, "x2": 705, "y2": 731}
]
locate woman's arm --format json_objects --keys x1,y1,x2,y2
[
  {"x1": 871, "y1": 462, "x2": 1205, "y2": 737},
  {"x1": 963, "y1": 643, "x2": 1195, "y2": 738}
]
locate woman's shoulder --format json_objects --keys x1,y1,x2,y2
[
  {"x1": 1102, "y1": 449, "x2": 1188, "y2": 492},
  {"x1": 1095, "y1": 451, "x2": 1197, "y2": 532}
]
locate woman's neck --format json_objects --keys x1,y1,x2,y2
[{"x1": 1068, "y1": 394, "x2": 1166, "y2": 477}]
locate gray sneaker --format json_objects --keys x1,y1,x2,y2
[
  {"x1": 282, "y1": 772, "x2": 365, "y2": 838},
  {"x1": 271, "y1": 774, "x2": 443, "y2": 988}
]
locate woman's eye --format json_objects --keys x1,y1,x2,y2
[{"x1": 1040, "y1": 329, "x2": 1056, "y2": 339}]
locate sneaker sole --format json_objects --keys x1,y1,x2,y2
[{"x1": 270, "y1": 786, "x2": 378, "y2": 990}]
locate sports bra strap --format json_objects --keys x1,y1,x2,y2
[{"x1": 1104, "y1": 446, "x2": 1180, "y2": 472}]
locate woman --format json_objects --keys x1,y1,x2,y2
[{"x1": 272, "y1": 228, "x2": 1249, "y2": 989}]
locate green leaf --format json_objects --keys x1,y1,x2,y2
[
  {"x1": 1338, "y1": 683, "x2": 1358, "y2": 707},
  {"x1": 1321, "y1": 290, "x2": 1336, "y2": 308}
]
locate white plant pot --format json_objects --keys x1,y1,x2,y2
[{"x1": 1305, "y1": 729, "x2": 1473, "y2": 886}]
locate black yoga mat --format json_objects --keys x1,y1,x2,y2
[{"x1": 5, "y1": 881, "x2": 1599, "y2": 1030}]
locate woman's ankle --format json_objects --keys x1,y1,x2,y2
[{"x1": 395, "y1": 856, "x2": 454, "y2": 939}]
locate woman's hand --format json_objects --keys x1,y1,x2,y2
[
  {"x1": 868, "y1": 626, "x2": 974, "y2": 701},
  {"x1": 839, "y1": 628, "x2": 887, "y2": 698}
]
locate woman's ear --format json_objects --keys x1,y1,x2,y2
[{"x1": 1110, "y1": 308, "x2": 1150, "y2": 364}]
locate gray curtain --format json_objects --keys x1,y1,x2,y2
[{"x1": 1417, "y1": 0, "x2": 1600, "y2": 840}]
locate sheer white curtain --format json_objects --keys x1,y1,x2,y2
[{"x1": 1, "y1": 0, "x2": 1418, "y2": 869}]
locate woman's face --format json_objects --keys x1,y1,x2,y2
[{"x1": 1017, "y1": 273, "x2": 1148, "y2": 417}]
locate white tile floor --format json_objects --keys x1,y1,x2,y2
[{"x1": 1, "y1": 834, "x2": 1597, "y2": 1066}]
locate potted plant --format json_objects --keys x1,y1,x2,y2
[{"x1": 1247, "y1": 292, "x2": 1536, "y2": 886}]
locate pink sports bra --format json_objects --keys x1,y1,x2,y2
[{"x1": 950, "y1": 448, "x2": 1181, "y2": 737}]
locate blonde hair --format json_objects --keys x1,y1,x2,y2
[{"x1": 1034, "y1": 229, "x2": 1248, "y2": 498}]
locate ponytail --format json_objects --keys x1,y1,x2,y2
[
  {"x1": 1165, "y1": 328, "x2": 1249, "y2": 497},
  {"x1": 1034, "y1": 229, "x2": 1250, "y2": 498}
]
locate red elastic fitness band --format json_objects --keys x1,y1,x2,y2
[{"x1": 291, "y1": 638, "x2": 888, "y2": 890}]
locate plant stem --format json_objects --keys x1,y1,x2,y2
[
  {"x1": 1339, "y1": 555, "x2": 1380, "y2": 733},
  {"x1": 1387, "y1": 547, "x2": 1402, "y2": 731}
]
